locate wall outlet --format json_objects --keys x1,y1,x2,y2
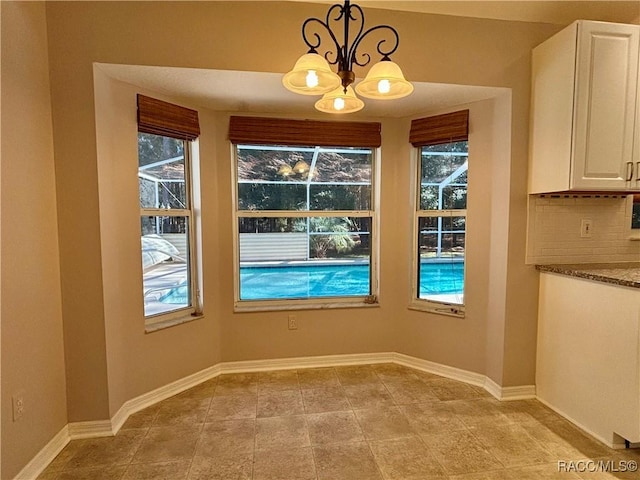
[
  {"x1": 580, "y1": 219, "x2": 593, "y2": 238},
  {"x1": 12, "y1": 391, "x2": 25, "y2": 421},
  {"x1": 288, "y1": 314, "x2": 298, "y2": 330}
]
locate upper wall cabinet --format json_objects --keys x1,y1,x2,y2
[{"x1": 529, "y1": 20, "x2": 640, "y2": 193}]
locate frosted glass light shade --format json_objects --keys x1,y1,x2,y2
[
  {"x1": 314, "y1": 86, "x2": 364, "y2": 114},
  {"x1": 282, "y1": 53, "x2": 341, "y2": 95},
  {"x1": 355, "y1": 60, "x2": 414, "y2": 100}
]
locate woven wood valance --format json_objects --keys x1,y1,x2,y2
[
  {"x1": 229, "y1": 116, "x2": 381, "y2": 148},
  {"x1": 410, "y1": 110, "x2": 469, "y2": 147},
  {"x1": 137, "y1": 94, "x2": 200, "y2": 141}
]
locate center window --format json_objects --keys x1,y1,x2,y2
[{"x1": 233, "y1": 143, "x2": 377, "y2": 308}]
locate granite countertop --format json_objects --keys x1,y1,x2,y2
[{"x1": 536, "y1": 263, "x2": 640, "y2": 289}]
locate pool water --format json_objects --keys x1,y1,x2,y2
[{"x1": 239, "y1": 262, "x2": 464, "y2": 300}]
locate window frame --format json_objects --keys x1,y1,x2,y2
[
  {"x1": 139, "y1": 135, "x2": 201, "y2": 330},
  {"x1": 409, "y1": 142, "x2": 468, "y2": 318},
  {"x1": 231, "y1": 143, "x2": 380, "y2": 312}
]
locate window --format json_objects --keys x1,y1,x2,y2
[
  {"x1": 409, "y1": 111, "x2": 469, "y2": 316},
  {"x1": 137, "y1": 95, "x2": 201, "y2": 327},
  {"x1": 632, "y1": 194, "x2": 640, "y2": 229},
  {"x1": 234, "y1": 144, "x2": 377, "y2": 309}
]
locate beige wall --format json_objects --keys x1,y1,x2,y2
[
  {"x1": 42, "y1": 1, "x2": 560, "y2": 422},
  {"x1": 1, "y1": 1, "x2": 572, "y2": 475},
  {"x1": 93, "y1": 70, "x2": 221, "y2": 416},
  {"x1": 1, "y1": 3, "x2": 68, "y2": 478}
]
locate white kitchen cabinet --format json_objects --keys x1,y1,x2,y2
[
  {"x1": 536, "y1": 272, "x2": 640, "y2": 445},
  {"x1": 529, "y1": 20, "x2": 640, "y2": 193}
]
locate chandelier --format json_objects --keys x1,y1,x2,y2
[{"x1": 283, "y1": 0, "x2": 413, "y2": 114}]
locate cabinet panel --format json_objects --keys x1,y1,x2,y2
[
  {"x1": 573, "y1": 23, "x2": 640, "y2": 189},
  {"x1": 537, "y1": 273, "x2": 640, "y2": 444}
]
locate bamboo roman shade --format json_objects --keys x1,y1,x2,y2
[
  {"x1": 410, "y1": 110, "x2": 469, "y2": 147},
  {"x1": 137, "y1": 94, "x2": 200, "y2": 141},
  {"x1": 228, "y1": 116, "x2": 382, "y2": 148}
]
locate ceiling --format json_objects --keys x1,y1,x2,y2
[
  {"x1": 97, "y1": 1, "x2": 637, "y2": 118},
  {"x1": 97, "y1": 63, "x2": 506, "y2": 119},
  {"x1": 298, "y1": 1, "x2": 640, "y2": 25}
]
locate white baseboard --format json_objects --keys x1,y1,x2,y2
[
  {"x1": 484, "y1": 377, "x2": 536, "y2": 400},
  {"x1": 111, "y1": 363, "x2": 222, "y2": 434},
  {"x1": 68, "y1": 420, "x2": 113, "y2": 440},
  {"x1": 535, "y1": 396, "x2": 626, "y2": 449},
  {"x1": 14, "y1": 425, "x2": 69, "y2": 480},
  {"x1": 393, "y1": 352, "x2": 486, "y2": 387}
]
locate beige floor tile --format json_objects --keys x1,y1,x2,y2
[
  {"x1": 519, "y1": 418, "x2": 611, "y2": 459},
  {"x1": 122, "y1": 460, "x2": 191, "y2": 480},
  {"x1": 302, "y1": 386, "x2": 351, "y2": 414},
  {"x1": 55, "y1": 465, "x2": 127, "y2": 480},
  {"x1": 490, "y1": 399, "x2": 559, "y2": 424},
  {"x1": 131, "y1": 425, "x2": 201, "y2": 464},
  {"x1": 306, "y1": 410, "x2": 365, "y2": 445},
  {"x1": 421, "y1": 429, "x2": 504, "y2": 475},
  {"x1": 574, "y1": 455, "x2": 640, "y2": 480},
  {"x1": 314, "y1": 442, "x2": 383, "y2": 480},
  {"x1": 425, "y1": 377, "x2": 484, "y2": 401},
  {"x1": 369, "y1": 436, "x2": 447, "y2": 479},
  {"x1": 175, "y1": 379, "x2": 217, "y2": 400},
  {"x1": 400, "y1": 401, "x2": 467, "y2": 435},
  {"x1": 297, "y1": 367, "x2": 340, "y2": 389},
  {"x1": 335, "y1": 365, "x2": 381, "y2": 386},
  {"x1": 188, "y1": 451, "x2": 253, "y2": 480},
  {"x1": 383, "y1": 378, "x2": 439, "y2": 404},
  {"x1": 196, "y1": 419, "x2": 255, "y2": 457},
  {"x1": 253, "y1": 447, "x2": 316, "y2": 480},
  {"x1": 448, "y1": 398, "x2": 514, "y2": 428},
  {"x1": 64, "y1": 429, "x2": 147, "y2": 469},
  {"x1": 119, "y1": 405, "x2": 159, "y2": 430},
  {"x1": 42, "y1": 440, "x2": 86, "y2": 472},
  {"x1": 343, "y1": 383, "x2": 396, "y2": 409},
  {"x1": 153, "y1": 397, "x2": 211, "y2": 426},
  {"x1": 257, "y1": 370, "x2": 299, "y2": 393},
  {"x1": 37, "y1": 470, "x2": 61, "y2": 480},
  {"x1": 372, "y1": 363, "x2": 420, "y2": 381},
  {"x1": 255, "y1": 415, "x2": 310, "y2": 450},
  {"x1": 468, "y1": 423, "x2": 557, "y2": 468},
  {"x1": 257, "y1": 390, "x2": 304, "y2": 418},
  {"x1": 207, "y1": 394, "x2": 257, "y2": 421},
  {"x1": 353, "y1": 406, "x2": 414, "y2": 441},
  {"x1": 214, "y1": 373, "x2": 259, "y2": 396}
]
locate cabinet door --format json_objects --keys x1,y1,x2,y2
[{"x1": 572, "y1": 22, "x2": 639, "y2": 190}]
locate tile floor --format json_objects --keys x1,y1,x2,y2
[{"x1": 39, "y1": 363, "x2": 640, "y2": 480}]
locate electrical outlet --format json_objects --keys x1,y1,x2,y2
[
  {"x1": 12, "y1": 391, "x2": 25, "y2": 421},
  {"x1": 288, "y1": 314, "x2": 298, "y2": 330},
  {"x1": 580, "y1": 219, "x2": 593, "y2": 238}
]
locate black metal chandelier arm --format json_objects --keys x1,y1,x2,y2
[
  {"x1": 301, "y1": 17, "x2": 344, "y2": 66},
  {"x1": 349, "y1": 24, "x2": 400, "y2": 68}
]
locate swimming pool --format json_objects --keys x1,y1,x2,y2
[{"x1": 239, "y1": 261, "x2": 464, "y2": 300}]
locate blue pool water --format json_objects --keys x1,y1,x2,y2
[{"x1": 239, "y1": 262, "x2": 464, "y2": 300}]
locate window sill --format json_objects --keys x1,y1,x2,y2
[
  {"x1": 408, "y1": 301, "x2": 465, "y2": 318},
  {"x1": 234, "y1": 299, "x2": 380, "y2": 313},
  {"x1": 145, "y1": 312, "x2": 204, "y2": 333}
]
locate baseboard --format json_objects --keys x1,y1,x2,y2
[
  {"x1": 393, "y1": 352, "x2": 486, "y2": 387},
  {"x1": 68, "y1": 420, "x2": 113, "y2": 439},
  {"x1": 484, "y1": 377, "x2": 536, "y2": 400},
  {"x1": 535, "y1": 396, "x2": 626, "y2": 449},
  {"x1": 14, "y1": 425, "x2": 70, "y2": 480},
  {"x1": 220, "y1": 352, "x2": 395, "y2": 374},
  {"x1": 111, "y1": 363, "x2": 222, "y2": 433}
]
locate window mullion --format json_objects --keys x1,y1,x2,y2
[{"x1": 140, "y1": 208, "x2": 191, "y2": 217}]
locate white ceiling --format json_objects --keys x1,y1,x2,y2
[
  {"x1": 97, "y1": 63, "x2": 506, "y2": 118},
  {"x1": 96, "y1": 1, "x2": 637, "y2": 118},
  {"x1": 299, "y1": 1, "x2": 640, "y2": 25}
]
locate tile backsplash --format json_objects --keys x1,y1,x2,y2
[{"x1": 526, "y1": 194, "x2": 640, "y2": 265}]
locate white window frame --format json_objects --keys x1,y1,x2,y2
[
  {"x1": 232, "y1": 144, "x2": 380, "y2": 312},
  {"x1": 139, "y1": 136, "x2": 201, "y2": 330},
  {"x1": 410, "y1": 143, "x2": 467, "y2": 318}
]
